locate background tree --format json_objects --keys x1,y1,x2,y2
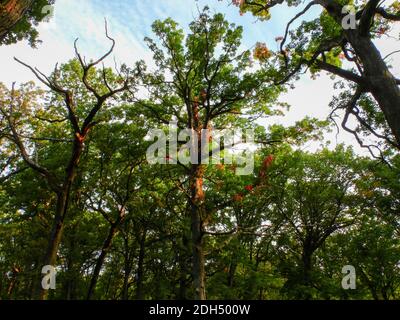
[
  {"x1": 226, "y1": 0, "x2": 400, "y2": 154},
  {"x1": 0, "y1": 29, "x2": 141, "y2": 298},
  {"x1": 1, "y1": 3, "x2": 400, "y2": 301},
  {"x1": 0, "y1": 0, "x2": 55, "y2": 47},
  {"x1": 142, "y1": 7, "x2": 284, "y2": 299}
]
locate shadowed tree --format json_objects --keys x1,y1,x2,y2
[
  {"x1": 0, "y1": 25, "x2": 141, "y2": 299},
  {"x1": 226, "y1": 0, "x2": 400, "y2": 154},
  {"x1": 0, "y1": 0, "x2": 55, "y2": 46},
  {"x1": 142, "y1": 7, "x2": 283, "y2": 299}
]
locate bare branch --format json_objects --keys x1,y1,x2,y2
[
  {"x1": 4, "y1": 84, "x2": 61, "y2": 192},
  {"x1": 314, "y1": 60, "x2": 367, "y2": 85},
  {"x1": 280, "y1": 1, "x2": 318, "y2": 65}
]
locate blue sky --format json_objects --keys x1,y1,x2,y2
[
  {"x1": 0, "y1": 0, "x2": 399, "y2": 155},
  {"x1": 0, "y1": 0, "x2": 320, "y2": 79}
]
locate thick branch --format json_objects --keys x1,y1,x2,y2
[
  {"x1": 359, "y1": 0, "x2": 381, "y2": 36},
  {"x1": 375, "y1": 7, "x2": 400, "y2": 21},
  {"x1": 314, "y1": 60, "x2": 367, "y2": 85}
]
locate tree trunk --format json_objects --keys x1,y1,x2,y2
[
  {"x1": 38, "y1": 138, "x2": 85, "y2": 299},
  {"x1": 300, "y1": 237, "x2": 314, "y2": 300},
  {"x1": 0, "y1": 0, "x2": 33, "y2": 41},
  {"x1": 135, "y1": 229, "x2": 146, "y2": 300},
  {"x1": 346, "y1": 31, "x2": 400, "y2": 146},
  {"x1": 227, "y1": 261, "x2": 237, "y2": 288},
  {"x1": 178, "y1": 234, "x2": 189, "y2": 300},
  {"x1": 7, "y1": 266, "x2": 20, "y2": 298},
  {"x1": 86, "y1": 222, "x2": 118, "y2": 300},
  {"x1": 302, "y1": 251, "x2": 312, "y2": 287},
  {"x1": 37, "y1": 190, "x2": 68, "y2": 300},
  {"x1": 64, "y1": 231, "x2": 77, "y2": 300},
  {"x1": 190, "y1": 164, "x2": 206, "y2": 300},
  {"x1": 121, "y1": 235, "x2": 134, "y2": 300},
  {"x1": 121, "y1": 267, "x2": 131, "y2": 300}
]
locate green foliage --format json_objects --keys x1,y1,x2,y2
[
  {"x1": 0, "y1": 0, "x2": 56, "y2": 47},
  {"x1": 0, "y1": 4, "x2": 399, "y2": 301}
]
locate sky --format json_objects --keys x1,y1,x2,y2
[{"x1": 0, "y1": 0, "x2": 399, "y2": 156}]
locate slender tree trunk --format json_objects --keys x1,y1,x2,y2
[
  {"x1": 296, "y1": 234, "x2": 316, "y2": 299},
  {"x1": 122, "y1": 268, "x2": 131, "y2": 300},
  {"x1": 37, "y1": 190, "x2": 68, "y2": 300},
  {"x1": 178, "y1": 257, "x2": 187, "y2": 300},
  {"x1": 178, "y1": 234, "x2": 189, "y2": 300},
  {"x1": 7, "y1": 267, "x2": 19, "y2": 298},
  {"x1": 0, "y1": 0, "x2": 33, "y2": 41},
  {"x1": 346, "y1": 31, "x2": 400, "y2": 146},
  {"x1": 64, "y1": 233, "x2": 77, "y2": 300},
  {"x1": 190, "y1": 164, "x2": 206, "y2": 300},
  {"x1": 44, "y1": 192, "x2": 67, "y2": 264},
  {"x1": 302, "y1": 251, "x2": 312, "y2": 287},
  {"x1": 86, "y1": 222, "x2": 118, "y2": 300},
  {"x1": 38, "y1": 139, "x2": 85, "y2": 300},
  {"x1": 227, "y1": 261, "x2": 237, "y2": 288},
  {"x1": 359, "y1": 268, "x2": 380, "y2": 300},
  {"x1": 135, "y1": 229, "x2": 146, "y2": 300},
  {"x1": 122, "y1": 236, "x2": 134, "y2": 300}
]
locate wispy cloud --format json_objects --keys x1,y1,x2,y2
[{"x1": 0, "y1": 0, "x2": 398, "y2": 156}]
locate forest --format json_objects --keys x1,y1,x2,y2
[{"x1": 0, "y1": 0, "x2": 399, "y2": 301}]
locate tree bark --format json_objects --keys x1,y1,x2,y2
[
  {"x1": 190, "y1": 164, "x2": 206, "y2": 300},
  {"x1": 317, "y1": 0, "x2": 400, "y2": 147},
  {"x1": 178, "y1": 234, "x2": 189, "y2": 300},
  {"x1": 86, "y1": 222, "x2": 119, "y2": 300},
  {"x1": 0, "y1": 0, "x2": 33, "y2": 41},
  {"x1": 300, "y1": 236, "x2": 315, "y2": 300},
  {"x1": 301, "y1": 251, "x2": 312, "y2": 287},
  {"x1": 121, "y1": 263, "x2": 132, "y2": 300},
  {"x1": 64, "y1": 226, "x2": 77, "y2": 300},
  {"x1": 38, "y1": 139, "x2": 84, "y2": 300},
  {"x1": 121, "y1": 235, "x2": 135, "y2": 300},
  {"x1": 7, "y1": 266, "x2": 20, "y2": 298},
  {"x1": 345, "y1": 30, "x2": 400, "y2": 146},
  {"x1": 135, "y1": 229, "x2": 146, "y2": 300},
  {"x1": 37, "y1": 190, "x2": 67, "y2": 300},
  {"x1": 227, "y1": 261, "x2": 237, "y2": 288}
]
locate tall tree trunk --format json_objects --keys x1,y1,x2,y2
[
  {"x1": 38, "y1": 139, "x2": 84, "y2": 300},
  {"x1": 7, "y1": 266, "x2": 20, "y2": 298},
  {"x1": 121, "y1": 235, "x2": 134, "y2": 300},
  {"x1": 346, "y1": 31, "x2": 400, "y2": 146},
  {"x1": 0, "y1": 0, "x2": 33, "y2": 41},
  {"x1": 86, "y1": 222, "x2": 119, "y2": 300},
  {"x1": 178, "y1": 257, "x2": 187, "y2": 300},
  {"x1": 122, "y1": 265, "x2": 131, "y2": 300},
  {"x1": 300, "y1": 235, "x2": 315, "y2": 300},
  {"x1": 178, "y1": 234, "x2": 189, "y2": 300},
  {"x1": 227, "y1": 261, "x2": 237, "y2": 288},
  {"x1": 37, "y1": 189, "x2": 68, "y2": 300},
  {"x1": 190, "y1": 164, "x2": 206, "y2": 300},
  {"x1": 64, "y1": 230, "x2": 77, "y2": 300},
  {"x1": 135, "y1": 229, "x2": 146, "y2": 300},
  {"x1": 302, "y1": 251, "x2": 312, "y2": 287}
]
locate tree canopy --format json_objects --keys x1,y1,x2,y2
[
  {"x1": 0, "y1": 0, "x2": 55, "y2": 47},
  {"x1": 0, "y1": 2, "x2": 399, "y2": 301}
]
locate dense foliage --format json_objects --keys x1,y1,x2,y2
[
  {"x1": 0, "y1": 2, "x2": 399, "y2": 300},
  {"x1": 0, "y1": 0, "x2": 55, "y2": 47}
]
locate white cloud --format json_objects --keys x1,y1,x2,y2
[{"x1": 0, "y1": 0, "x2": 398, "y2": 157}]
